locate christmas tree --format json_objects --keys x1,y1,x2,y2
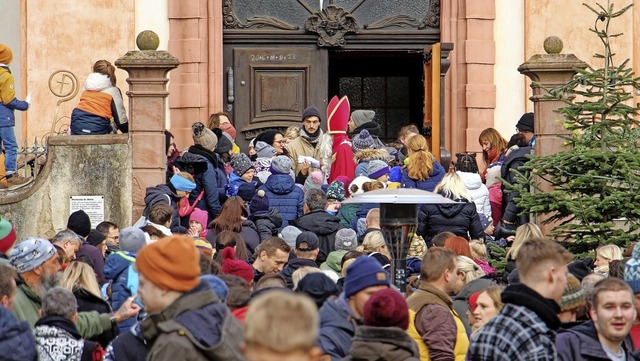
[{"x1": 513, "y1": 1, "x2": 640, "y2": 254}]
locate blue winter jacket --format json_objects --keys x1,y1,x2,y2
[
  {"x1": 0, "y1": 306, "x2": 37, "y2": 361},
  {"x1": 401, "y1": 160, "x2": 446, "y2": 192},
  {"x1": 260, "y1": 173, "x2": 304, "y2": 230},
  {"x1": 318, "y1": 294, "x2": 358, "y2": 361},
  {"x1": 104, "y1": 251, "x2": 139, "y2": 333}
]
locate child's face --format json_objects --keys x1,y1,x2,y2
[
  {"x1": 189, "y1": 221, "x2": 204, "y2": 233},
  {"x1": 242, "y1": 168, "x2": 256, "y2": 183},
  {"x1": 377, "y1": 174, "x2": 389, "y2": 183}
]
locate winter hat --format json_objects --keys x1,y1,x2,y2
[
  {"x1": 136, "y1": 235, "x2": 201, "y2": 292},
  {"x1": 351, "y1": 110, "x2": 375, "y2": 128},
  {"x1": 254, "y1": 130, "x2": 279, "y2": 148},
  {"x1": 302, "y1": 106, "x2": 322, "y2": 122},
  {"x1": 189, "y1": 208, "x2": 209, "y2": 229},
  {"x1": 296, "y1": 231, "x2": 319, "y2": 252},
  {"x1": 67, "y1": 210, "x2": 91, "y2": 238},
  {"x1": 212, "y1": 128, "x2": 233, "y2": 154},
  {"x1": 255, "y1": 141, "x2": 277, "y2": 158},
  {"x1": 169, "y1": 173, "x2": 196, "y2": 192},
  {"x1": 327, "y1": 96, "x2": 350, "y2": 134},
  {"x1": 625, "y1": 242, "x2": 640, "y2": 294},
  {"x1": 200, "y1": 274, "x2": 229, "y2": 301},
  {"x1": 468, "y1": 291, "x2": 481, "y2": 311},
  {"x1": 194, "y1": 238, "x2": 214, "y2": 258},
  {"x1": 344, "y1": 256, "x2": 390, "y2": 298},
  {"x1": 326, "y1": 181, "x2": 345, "y2": 202},
  {"x1": 335, "y1": 228, "x2": 357, "y2": 251},
  {"x1": 192, "y1": 122, "x2": 218, "y2": 152},
  {"x1": 9, "y1": 238, "x2": 57, "y2": 273},
  {"x1": 560, "y1": 273, "x2": 586, "y2": 312},
  {"x1": 231, "y1": 153, "x2": 254, "y2": 177},
  {"x1": 364, "y1": 288, "x2": 409, "y2": 329},
  {"x1": 249, "y1": 189, "x2": 270, "y2": 214},
  {"x1": 280, "y1": 226, "x2": 302, "y2": 249},
  {"x1": 0, "y1": 44, "x2": 13, "y2": 64},
  {"x1": 0, "y1": 217, "x2": 17, "y2": 254},
  {"x1": 295, "y1": 273, "x2": 339, "y2": 308},
  {"x1": 368, "y1": 160, "x2": 390, "y2": 180},
  {"x1": 270, "y1": 155, "x2": 293, "y2": 174},
  {"x1": 352, "y1": 129, "x2": 375, "y2": 152},
  {"x1": 515, "y1": 112, "x2": 534, "y2": 133},
  {"x1": 237, "y1": 182, "x2": 257, "y2": 203},
  {"x1": 304, "y1": 171, "x2": 324, "y2": 193},
  {"x1": 119, "y1": 227, "x2": 147, "y2": 253},
  {"x1": 407, "y1": 234, "x2": 427, "y2": 259},
  {"x1": 348, "y1": 176, "x2": 372, "y2": 196},
  {"x1": 335, "y1": 175, "x2": 352, "y2": 197},
  {"x1": 389, "y1": 166, "x2": 402, "y2": 183},
  {"x1": 86, "y1": 229, "x2": 106, "y2": 247},
  {"x1": 221, "y1": 247, "x2": 254, "y2": 283}
]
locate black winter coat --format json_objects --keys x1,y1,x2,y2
[
  {"x1": 417, "y1": 199, "x2": 485, "y2": 245},
  {"x1": 291, "y1": 209, "x2": 343, "y2": 264},
  {"x1": 249, "y1": 208, "x2": 283, "y2": 241},
  {"x1": 279, "y1": 257, "x2": 318, "y2": 289},
  {"x1": 74, "y1": 287, "x2": 118, "y2": 348},
  {"x1": 206, "y1": 220, "x2": 261, "y2": 255},
  {"x1": 143, "y1": 183, "x2": 185, "y2": 234},
  {"x1": 501, "y1": 145, "x2": 532, "y2": 224}
]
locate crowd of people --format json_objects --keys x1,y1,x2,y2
[{"x1": 1, "y1": 91, "x2": 640, "y2": 361}]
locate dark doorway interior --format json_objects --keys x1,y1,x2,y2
[{"x1": 329, "y1": 51, "x2": 424, "y2": 143}]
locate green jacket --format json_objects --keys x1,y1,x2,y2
[
  {"x1": 320, "y1": 250, "x2": 347, "y2": 278},
  {"x1": 337, "y1": 203, "x2": 360, "y2": 228}
]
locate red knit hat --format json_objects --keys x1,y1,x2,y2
[
  {"x1": 363, "y1": 288, "x2": 409, "y2": 330},
  {"x1": 221, "y1": 247, "x2": 254, "y2": 283},
  {"x1": 136, "y1": 235, "x2": 201, "y2": 292},
  {"x1": 468, "y1": 291, "x2": 481, "y2": 311},
  {"x1": 0, "y1": 217, "x2": 17, "y2": 254},
  {"x1": 327, "y1": 95, "x2": 350, "y2": 134}
]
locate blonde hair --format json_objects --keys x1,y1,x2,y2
[
  {"x1": 505, "y1": 223, "x2": 543, "y2": 261},
  {"x1": 60, "y1": 261, "x2": 102, "y2": 299},
  {"x1": 516, "y1": 238, "x2": 572, "y2": 281},
  {"x1": 291, "y1": 267, "x2": 323, "y2": 290},
  {"x1": 245, "y1": 292, "x2": 319, "y2": 353},
  {"x1": 457, "y1": 256, "x2": 485, "y2": 283},
  {"x1": 434, "y1": 172, "x2": 472, "y2": 201},
  {"x1": 361, "y1": 231, "x2": 386, "y2": 253},
  {"x1": 469, "y1": 240, "x2": 488, "y2": 260},
  {"x1": 482, "y1": 285, "x2": 504, "y2": 311},
  {"x1": 406, "y1": 135, "x2": 436, "y2": 181},
  {"x1": 595, "y1": 244, "x2": 623, "y2": 274},
  {"x1": 285, "y1": 125, "x2": 301, "y2": 141}
]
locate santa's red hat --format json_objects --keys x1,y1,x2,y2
[{"x1": 327, "y1": 95, "x2": 350, "y2": 134}]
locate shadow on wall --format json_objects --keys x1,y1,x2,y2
[{"x1": 0, "y1": 134, "x2": 132, "y2": 240}]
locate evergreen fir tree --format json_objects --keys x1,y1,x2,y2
[{"x1": 513, "y1": 1, "x2": 640, "y2": 254}]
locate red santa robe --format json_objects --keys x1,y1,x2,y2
[{"x1": 327, "y1": 96, "x2": 356, "y2": 183}]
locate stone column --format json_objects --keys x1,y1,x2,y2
[
  {"x1": 517, "y1": 36, "x2": 587, "y2": 234},
  {"x1": 115, "y1": 31, "x2": 180, "y2": 221}
]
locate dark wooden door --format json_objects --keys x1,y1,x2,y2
[{"x1": 232, "y1": 47, "x2": 328, "y2": 148}]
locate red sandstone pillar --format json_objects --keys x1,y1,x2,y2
[{"x1": 115, "y1": 32, "x2": 180, "y2": 221}]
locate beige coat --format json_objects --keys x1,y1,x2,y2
[{"x1": 287, "y1": 135, "x2": 322, "y2": 174}]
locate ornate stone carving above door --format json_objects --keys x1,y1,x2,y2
[{"x1": 304, "y1": 5, "x2": 358, "y2": 47}]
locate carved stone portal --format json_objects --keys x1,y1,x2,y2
[{"x1": 304, "y1": 5, "x2": 359, "y2": 47}]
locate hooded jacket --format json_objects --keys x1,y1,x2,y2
[
  {"x1": 344, "y1": 326, "x2": 420, "y2": 361},
  {"x1": 259, "y1": 173, "x2": 304, "y2": 230},
  {"x1": 320, "y1": 250, "x2": 348, "y2": 278},
  {"x1": 451, "y1": 278, "x2": 494, "y2": 334},
  {"x1": 249, "y1": 208, "x2": 283, "y2": 241},
  {"x1": 0, "y1": 66, "x2": 29, "y2": 127},
  {"x1": 71, "y1": 72, "x2": 121, "y2": 135},
  {"x1": 279, "y1": 257, "x2": 318, "y2": 289},
  {"x1": 0, "y1": 306, "x2": 37, "y2": 361},
  {"x1": 401, "y1": 161, "x2": 446, "y2": 192},
  {"x1": 74, "y1": 287, "x2": 118, "y2": 348},
  {"x1": 143, "y1": 183, "x2": 185, "y2": 234},
  {"x1": 103, "y1": 251, "x2": 138, "y2": 333},
  {"x1": 180, "y1": 149, "x2": 222, "y2": 224},
  {"x1": 556, "y1": 321, "x2": 637, "y2": 361},
  {"x1": 141, "y1": 282, "x2": 244, "y2": 361},
  {"x1": 354, "y1": 148, "x2": 389, "y2": 178},
  {"x1": 456, "y1": 171, "x2": 491, "y2": 220},
  {"x1": 291, "y1": 209, "x2": 344, "y2": 264},
  {"x1": 319, "y1": 295, "x2": 359, "y2": 361},
  {"x1": 417, "y1": 200, "x2": 485, "y2": 245}
]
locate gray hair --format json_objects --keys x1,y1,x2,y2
[
  {"x1": 41, "y1": 286, "x2": 77, "y2": 320},
  {"x1": 304, "y1": 188, "x2": 327, "y2": 212},
  {"x1": 51, "y1": 229, "x2": 82, "y2": 246}
]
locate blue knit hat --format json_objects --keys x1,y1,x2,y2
[
  {"x1": 389, "y1": 166, "x2": 402, "y2": 183},
  {"x1": 344, "y1": 256, "x2": 390, "y2": 298},
  {"x1": 170, "y1": 173, "x2": 196, "y2": 192},
  {"x1": 625, "y1": 242, "x2": 640, "y2": 294}
]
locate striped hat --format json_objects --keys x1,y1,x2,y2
[
  {"x1": 560, "y1": 273, "x2": 585, "y2": 312},
  {"x1": 0, "y1": 217, "x2": 17, "y2": 254},
  {"x1": 625, "y1": 242, "x2": 640, "y2": 294},
  {"x1": 194, "y1": 238, "x2": 214, "y2": 259}
]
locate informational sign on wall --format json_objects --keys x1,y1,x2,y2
[{"x1": 69, "y1": 196, "x2": 105, "y2": 227}]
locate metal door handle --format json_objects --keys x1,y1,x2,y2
[{"x1": 226, "y1": 67, "x2": 235, "y2": 112}]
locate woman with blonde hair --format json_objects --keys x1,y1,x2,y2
[
  {"x1": 417, "y1": 172, "x2": 485, "y2": 245},
  {"x1": 503, "y1": 223, "x2": 543, "y2": 283},
  {"x1": 594, "y1": 244, "x2": 623, "y2": 275},
  {"x1": 61, "y1": 261, "x2": 116, "y2": 347},
  {"x1": 472, "y1": 285, "x2": 504, "y2": 332},
  {"x1": 453, "y1": 255, "x2": 491, "y2": 334},
  {"x1": 357, "y1": 230, "x2": 392, "y2": 269},
  {"x1": 401, "y1": 134, "x2": 445, "y2": 192}
]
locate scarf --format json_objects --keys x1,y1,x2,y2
[{"x1": 300, "y1": 127, "x2": 323, "y2": 144}]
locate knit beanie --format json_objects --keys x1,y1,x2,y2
[
  {"x1": 119, "y1": 227, "x2": 147, "y2": 253},
  {"x1": 344, "y1": 256, "x2": 390, "y2": 298},
  {"x1": 221, "y1": 247, "x2": 254, "y2": 283},
  {"x1": 194, "y1": 238, "x2": 214, "y2": 258},
  {"x1": 326, "y1": 181, "x2": 345, "y2": 202},
  {"x1": 352, "y1": 129, "x2": 375, "y2": 152},
  {"x1": 212, "y1": 128, "x2": 233, "y2": 155},
  {"x1": 9, "y1": 238, "x2": 57, "y2": 273},
  {"x1": 302, "y1": 106, "x2": 322, "y2": 122},
  {"x1": 625, "y1": 242, "x2": 640, "y2": 294},
  {"x1": 335, "y1": 228, "x2": 357, "y2": 251},
  {"x1": 295, "y1": 272, "x2": 339, "y2": 308},
  {"x1": 468, "y1": 291, "x2": 481, "y2": 311},
  {"x1": 189, "y1": 208, "x2": 209, "y2": 229},
  {"x1": 237, "y1": 182, "x2": 257, "y2": 203},
  {"x1": 200, "y1": 274, "x2": 229, "y2": 301},
  {"x1": 86, "y1": 229, "x2": 106, "y2": 247},
  {"x1": 363, "y1": 288, "x2": 409, "y2": 329},
  {"x1": 351, "y1": 110, "x2": 375, "y2": 128},
  {"x1": 515, "y1": 112, "x2": 534, "y2": 133},
  {"x1": 231, "y1": 153, "x2": 254, "y2": 177},
  {"x1": 136, "y1": 235, "x2": 201, "y2": 292},
  {"x1": 192, "y1": 122, "x2": 218, "y2": 152},
  {"x1": 67, "y1": 210, "x2": 91, "y2": 238},
  {"x1": 169, "y1": 173, "x2": 196, "y2": 192},
  {"x1": 255, "y1": 130, "x2": 278, "y2": 148},
  {"x1": 255, "y1": 141, "x2": 277, "y2": 158},
  {"x1": 249, "y1": 189, "x2": 270, "y2": 214},
  {"x1": 335, "y1": 175, "x2": 352, "y2": 197},
  {"x1": 368, "y1": 160, "x2": 390, "y2": 179},
  {"x1": 270, "y1": 155, "x2": 293, "y2": 174},
  {"x1": 389, "y1": 165, "x2": 402, "y2": 183},
  {"x1": 560, "y1": 273, "x2": 586, "y2": 312},
  {"x1": 304, "y1": 170, "x2": 324, "y2": 193},
  {"x1": 0, "y1": 44, "x2": 13, "y2": 64},
  {"x1": 280, "y1": 226, "x2": 302, "y2": 249},
  {"x1": 0, "y1": 217, "x2": 17, "y2": 254}
]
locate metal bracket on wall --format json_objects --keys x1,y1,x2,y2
[{"x1": 226, "y1": 67, "x2": 235, "y2": 112}]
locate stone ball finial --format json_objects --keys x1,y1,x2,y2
[
  {"x1": 543, "y1": 36, "x2": 563, "y2": 54},
  {"x1": 136, "y1": 30, "x2": 160, "y2": 51}
]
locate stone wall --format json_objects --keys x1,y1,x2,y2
[{"x1": 0, "y1": 135, "x2": 132, "y2": 240}]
